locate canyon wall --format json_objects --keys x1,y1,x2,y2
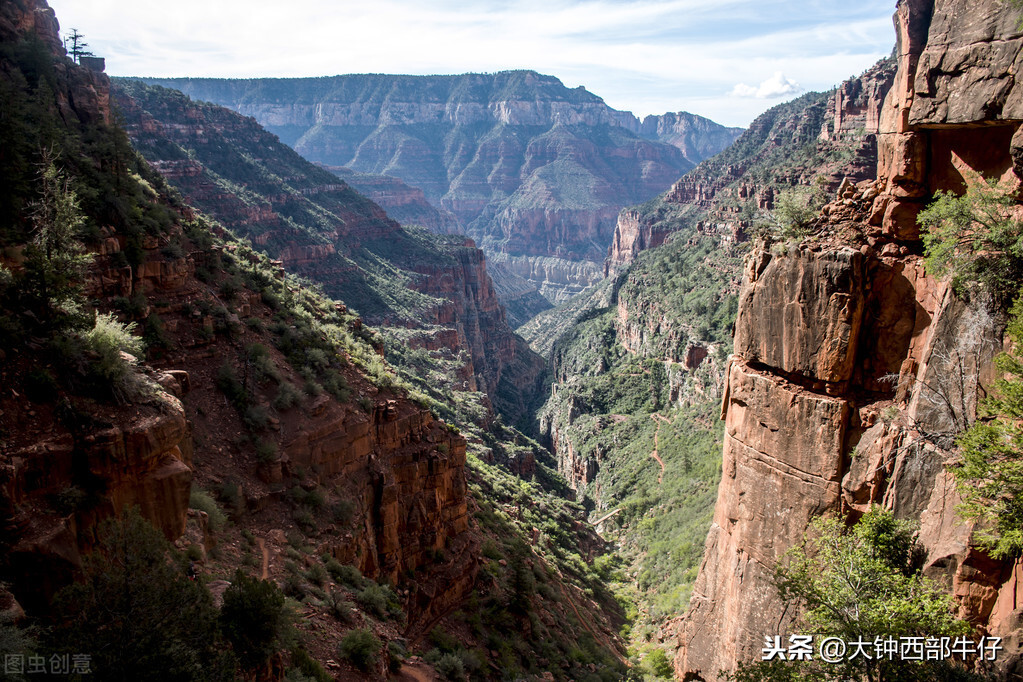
[
  {"x1": 0, "y1": 0, "x2": 476, "y2": 625},
  {"x1": 673, "y1": 1, "x2": 1023, "y2": 678},
  {"x1": 133, "y1": 73, "x2": 740, "y2": 305},
  {"x1": 114, "y1": 81, "x2": 544, "y2": 422}
]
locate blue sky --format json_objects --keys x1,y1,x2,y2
[{"x1": 47, "y1": 0, "x2": 896, "y2": 127}]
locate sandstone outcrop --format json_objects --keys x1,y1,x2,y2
[{"x1": 673, "y1": 1, "x2": 1023, "y2": 678}]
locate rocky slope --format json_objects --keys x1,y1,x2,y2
[
  {"x1": 112, "y1": 80, "x2": 544, "y2": 424},
  {"x1": 319, "y1": 164, "x2": 463, "y2": 234},
  {"x1": 672, "y1": 0, "x2": 1023, "y2": 678},
  {"x1": 1, "y1": 3, "x2": 636, "y2": 679},
  {"x1": 0, "y1": 0, "x2": 476, "y2": 631},
  {"x1": 131, "y1": 72, "x2": 740, "y2": 305}
]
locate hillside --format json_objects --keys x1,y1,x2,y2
[
  {"x1": 130, "y1": 72, "x2": 741, "y2": 313},
  {"x1": 111, "y1": 79, "x2": 545, "y2": 426},
  {"x1": 0, "y1": 2, "x2": 632, "y2": 680}
]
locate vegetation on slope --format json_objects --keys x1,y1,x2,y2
[{"x1": 1, "y1": 14, "x2": 630, "y2": 681}]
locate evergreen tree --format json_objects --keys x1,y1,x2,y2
[{"x1": 50, "y1": 509, "x2": 236, "y2": 681}]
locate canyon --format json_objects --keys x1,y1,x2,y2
[
  {"x1": 2, "y1": 0, "x2": 1023, "y2": 678},
  {"x1": 133, "y1": 72, "x2": 741, "y2": 312}
]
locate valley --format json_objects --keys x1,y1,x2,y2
[{"x1": 1, "y1": 0, "x2": 1022, "y2": 680}]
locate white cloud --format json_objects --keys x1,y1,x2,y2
[
  {"x1": 731, "y1": 71, "x2": 802, "y2": 99},
  {"x1": 46, "y1": 0, "x2": 894, "y2": 126}
]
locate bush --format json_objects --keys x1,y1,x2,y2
[
  {"x1": 189, "y1": 488, "x2": 227, "y2": 532},
  {"x1": 387, "y1": 640, "x2": 408, "y2": 672},
  {"x1": 338, "y1": 628, "x2": 380, "y2": 672},
  {"x1": 274, "y1": 381, "x2": 302, "y2": 410},
  {"x1": 289, "y1": 648, "x2": 332, "y2": 682},
  {"x1": 762, "y1": 185, "x2": 824, "y2": 239},
  {"x1": 433, "y1": 652, "x2": 465, "y2": 681},
  {"x1": 356, "y1": 583, "x2": 400, "y2": 619},
  {"x1": 920, "y1": 177, "x2": 1023, "y2": 302},
  {"x1": 220, "y1": 570, "x2": 291, "y2": 670},
  {"x1": 82, "y1": 313, "x2": 148, "y2": 401},
  {"x1": 216, "y1": 362, "x2": 247, "y2": 407},
  {"x1": 255, "y1": 438, "x2": 278, "y2": 463}
]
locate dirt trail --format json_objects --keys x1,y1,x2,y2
[
  {"x1": 649, "y1": 413, "x2": 669, "y2": 485},
  {"x1": 257, "y1": 537, "x2": 269, "y2": 579},
  {"x1": 396, "y1": 663, "x2": 437, "y2": 681},
  {"x1": 592, "y1": 508, "x2": 621, "y2": 527}
]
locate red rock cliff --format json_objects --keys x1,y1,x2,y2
[{"x1": 673, "y1": 1, "x2": 1023, "y2": 679}]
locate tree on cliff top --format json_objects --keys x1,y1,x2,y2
[
  {"x1": 918, "y1": 177, "x2": 1023, "y2": 304},
  {"x1": 63, "y1": 29, "x2": 94, "y2": 64}
]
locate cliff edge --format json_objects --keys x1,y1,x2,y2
[{"x1": 673, "y1": 0, "x2": 1023, "y2": 678}]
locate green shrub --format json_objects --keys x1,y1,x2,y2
[
  {"x1": 356, "y1": 583, "x2": 400, "y2": 619},
  {"x1": 274, "y1": 381, "x2": 302, "y2": 410},
  {"x1": 216, "y1": 362, "x2": 247, "y2": 406},
  {"x1": 433, "y1": 652, "x2": 465, "y2": 681},
  {"x1": 387, "y1": 640, "x2": 408, "y2": 672},
  {"x1": 289, "y1": 648, "x2": 332, "y2": 682},
  {"x1": 332, "y1": 498, "x2": 355, "y2": 525},
  {"x1": 338, "y1": 628, "x2": 380, "y2": 672},
  {"x1": 82, "y1": 313, "x2": 148, "y2": 401},
  {"x1": 217, "y1": 479, "x2": 244, "y2": 516},
  {"x1": 762, "y1": 185, "x2": 825, "y2": 239},
  {"x1": 220, "y1": 570, "x2": 291, "y2": 670},
  {"x1": 243, "y1": 405, "x2": 269, "y2": 430},
  {"x1": 920, "y1": 177, "x2": 1023, "y2": 302},
  {"x1": 189, "y1": 488, "x2": 227, "y2": 532},
  {"x1": 326, "y1": 589, "x2": 353, "y2": 622},
  {"x1": 305, "y1": 563, "x2": 328, "y2": 587},
  {"x1": 255, "y1": 438, "x2": 277, "y2": 463},
  {"x1": 292, "y1": 508, "x2": 317, "y2": 535}
]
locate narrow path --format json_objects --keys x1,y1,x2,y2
[
  {"x1": 649, "y1": 413, "x2": 668, "y2": 485},
  {"x1": 591, "y1": 508, "x2": 621, "y2": 527},
  {"x1": 396, "y1": 663, "x2": 437, "y2": 681},
  {"x1": 257, "y1": 537, "x2": 269, "y2": 580},
  {"x1": 558, "y1": 583, "x2": 625, "y2": 663}
]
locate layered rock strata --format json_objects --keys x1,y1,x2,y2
[
  {"x1": 133, "y1": 73, "x2": 741, "y2": 303},
  {"x1": 673, "y1": 1, "x2": 1023, "y2": 678},
  {"x1": 605, "y1": 58, "x2": 897, "y2": 273}
]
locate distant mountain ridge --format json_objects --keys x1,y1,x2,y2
[{"x1": 128, "y1": 71, "x2": 741, "y2": 311}]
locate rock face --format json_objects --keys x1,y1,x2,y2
[
  {"x1": 673, "y1": 1, "x2": 1023, "y2": 678},
  {"x1": 637, "y1": 112, "x2": 744, "y2": 162},
  {"x1": 321, "y1": 165, "x2": 463, "y2": 234},
  {"x1": 606, "y1": 59, "x2": 897, "y2": 274},
  {"x1": 133, "y1": 72, "x2": 741, "y2": 304}
]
